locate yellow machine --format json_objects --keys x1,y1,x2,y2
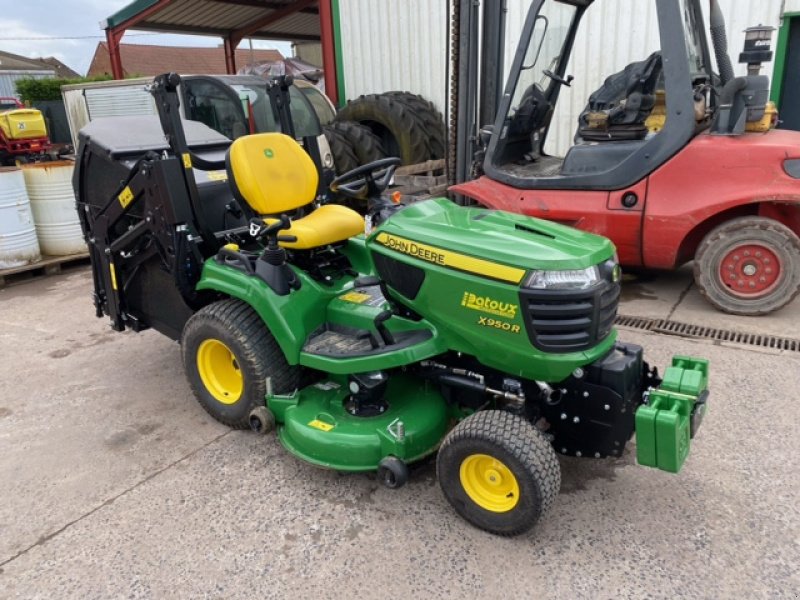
[{"x1": 0, "y1": 98, "x2": 51, "y2": 164}]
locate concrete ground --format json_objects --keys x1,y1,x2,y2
[{"x1": 0, "y1": 265, "x2": 798, "y2": 599}]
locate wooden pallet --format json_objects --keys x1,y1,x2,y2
[
  {"x1": 393, "y1": 159, "x2": 448, "y2": 198},
  {"x1": 0, "y1": 252, "x2": 90, "y2": 289}
]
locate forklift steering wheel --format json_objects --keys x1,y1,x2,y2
[{"x1": 330, "y1": 157, "x2": 401, "y2": 201}]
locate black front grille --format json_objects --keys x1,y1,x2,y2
[{"x1": 519, "y1": 278, "x2": 620, "y2": 353}]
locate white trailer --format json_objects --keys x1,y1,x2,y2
[{"x1": 61, "y1": 75, "x2": 336, "y2": 170}]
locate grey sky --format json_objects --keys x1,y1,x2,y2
[{"x1": 0, "y1": 0, "x2": 292, "y2": 75}]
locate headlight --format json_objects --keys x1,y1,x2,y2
[{"x1": 524, "y1": 266, "x2": 600, "y2": 290}]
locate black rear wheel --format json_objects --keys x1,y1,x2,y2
[
  {"x1": 384, "y1": 91, "x2": 446, "y2": 159},
  {"x1": 182, "y1": 299, "x2": 299, "y2": 429},
  {"x1": 437, "y1": 410, "x2": 560, "y2": 536},
  {"x1": 323, "y1": 124, "x2": 360, "y2": 175},
  {"x1": 336, "y1": 93, "x2": 433, "y2": 165},
  {"x1": 328, "y1": 120, "x2": 388, "y2": 165}
]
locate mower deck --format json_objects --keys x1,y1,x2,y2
[{"x1": 270, "y1": 374, "x2": 450, "y2": 471}]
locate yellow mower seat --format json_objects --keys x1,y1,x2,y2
[
  {"x1": 226, "y1": 132, "x2": 364, "y2": 249},
  {"x1": 263, "y1": 204, "x2": 365, "y2": 250}
]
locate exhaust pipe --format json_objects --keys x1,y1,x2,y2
[{"x1": 709, "y1": 0, "x2": 735, "y2": 86}]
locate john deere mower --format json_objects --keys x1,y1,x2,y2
[{"x1": 75, "y1": 74, "x2": 710, "y2": 536}]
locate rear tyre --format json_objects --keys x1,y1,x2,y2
[
  {"x1": 384, "y1": 92, "x2": 446, "y2": 159},
  {"x1": 436, "y1": 410, "x2": 560, "y2": 536},
  {"x1": 694, "y1": 216, "x2": 800, "y2": 315},
  {"x1": 328, "y1": 120, "x2": 387, "y2": 165},
  {"x1": 336, "y1": 93, "x2": 432, "y2": 165},
  {"x1": 182, "y1": 299, "x2": 299, "y2": 429},
  {"x1": 323, "y1": 125, "x2": 360, "y2": 175}
]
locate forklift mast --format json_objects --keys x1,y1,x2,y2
[
  {"x1": 451, "y1": 0, "x2": 722, "y2": 189},
  {"x1": 451, "y1": 0, "x2": 507, "y2": 189}
]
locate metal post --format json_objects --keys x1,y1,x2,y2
[
  {"x1": 106, "y1": 29, "x2": 124, "y2": 79},
  {"x1": 319, "y1": 0, "x2": 339, "y2": 105},
  {"x1": 455, "y1": 0, "x2": 481, "y2": 190},
  {"x1": 223, "y1": 36, "x2": 239, "y2": 74},
  {"x1": 480, "y1": 0, "x2": 506, "y2": 128}
]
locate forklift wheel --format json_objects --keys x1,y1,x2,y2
[
  {"x1": 182, "y1": 299, "x2": 299, "y2": 429},
  {"x1": 694, "y1": 216, "x2": 800, "y2": 315},
  {"x1": 248, "y1": 406, "x2": 276, "y2": 435},
  {"x1": 377, "y1": 456, "x2": 409, "y2": 489},
  {"x1": 436, "y1": 410, "x2": 560, "y2": 536}
]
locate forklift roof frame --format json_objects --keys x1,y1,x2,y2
[{"x1": 483, "y1": 0, "x2": 714, "y2": 191}]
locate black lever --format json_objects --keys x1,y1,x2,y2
[
  {"x1": 543, "y1": 69, "x2": 574, "y2": 87},
  {"x1": 374, "y1": 310, "x2": 395, "y2": 346}
]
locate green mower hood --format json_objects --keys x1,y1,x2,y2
[{"x1": 372, "y1": 198, "x2": 615, "y2": 273}]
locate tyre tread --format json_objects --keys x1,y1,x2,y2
[
  {"x1": 437, "y1": 410, "x2": 560, "y2": 536},
  {"x1": 182, "y1": 299, "x2": 298, "y2": 429},
  {"x1": 694, "y1": 216, "x2": 800, "y2": 315},
  {"x1": 336, "y1": 93, "x2": 433, "y2": 164},
  {"x1": 323, "y1": 125, "x2": 360, "y2": 175},
  {"x1": 328, "y1": 120, "x2": 387, "y2": 165}
]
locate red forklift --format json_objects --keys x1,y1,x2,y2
[{"x1": 452, "y1": 0, "x2": 800, "y2": 316}]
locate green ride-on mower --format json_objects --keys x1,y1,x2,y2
[{"x1": 75, "y1": 73, "x2": 710, "y2": 536}]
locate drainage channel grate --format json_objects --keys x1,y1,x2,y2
[{"x1": 614, "y1": 314, "x2": 800, "y2": 353}]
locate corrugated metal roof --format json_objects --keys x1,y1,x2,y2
[
  {"x1": 105, "y1": 0, "x2": 320, "y2": 41},
  {"x1": 0, "y1": 72, "x2": 55, "y2": 99}
]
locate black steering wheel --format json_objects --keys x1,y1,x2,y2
[{"x1": 330, "y1": 157, "x2": 401, "y2": 201}]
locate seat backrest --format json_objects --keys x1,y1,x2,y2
[{"x1": 226, "y1": 132, "x2": 318, "y2": 215}]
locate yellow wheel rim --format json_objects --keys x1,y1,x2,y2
[
  {"x1": 196, "y1": 339, "x2": 243, "y2": 405},
  {"x1": 459, "y1": 453, "x2": 520, "y2": 513}
]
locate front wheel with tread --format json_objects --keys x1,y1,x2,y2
[
  {"x1": 181, "y1": 299, "x2": 299, "y2": 429},
  {"x1": 436, "y1": 410, "x2": 560, "y2": 536},
  {"x1": 694, "y1": 216, "x2": 800, "y2": 315}
]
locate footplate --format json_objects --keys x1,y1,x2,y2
[{"x1": 635, "y1": 356, "x2": 709, "y2": 473}]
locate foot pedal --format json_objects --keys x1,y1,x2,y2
[
  {"x1": 303, "y1": 326, "x2": 376, "y2": 356},
  {"x1": 353, "y1": 275, "x2": 381, "y2": 288}
]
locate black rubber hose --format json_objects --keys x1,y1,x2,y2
[
  {"x1": 719, "y1": 76, "x2": 748, "y2": 105},
  {"x1": 709, "y1": 0, "x2": 735, "y2": 86},
  {"x1": 434, "y1": 373, "x2": 488, "y2": 395}
]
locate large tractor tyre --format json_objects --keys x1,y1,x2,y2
[
  {"x1": 181, "y1": 299, "x2": 299, "y2": 429},
  {"x1": 694, "y1": 216, "x2": 800, "y2": 316},
  {"x1": 336, "y1": 94, "x2": 432, "y2": 165},
  {"x1": 384, "y1": 91, "x2": 447, "y2": 160},
  {"x1": 436, "y1": 410, "x2": 560, "y2": 536},
  {"x1": 323, "y1": 125, "x2": 360, "y2": 175},
  {"x1": 328, "y1": 120, "x2": 388, "y2": 165}
]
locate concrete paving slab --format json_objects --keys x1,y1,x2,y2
[
  {"x1": 618, "y1": 267, "x2": 693, "y2": 320},
  {"x1": 619, "y1": 263, "x2": 800, "y2": 340},
  {"x1": 1, "y1": 269, "x2": 798, "y2": 599},
  {"x1": 670, "y1": 284, "x2": 800, "y2": 339},
  {"x1": 0, "y1": 270, "x2": 227, "y2": 565}
]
